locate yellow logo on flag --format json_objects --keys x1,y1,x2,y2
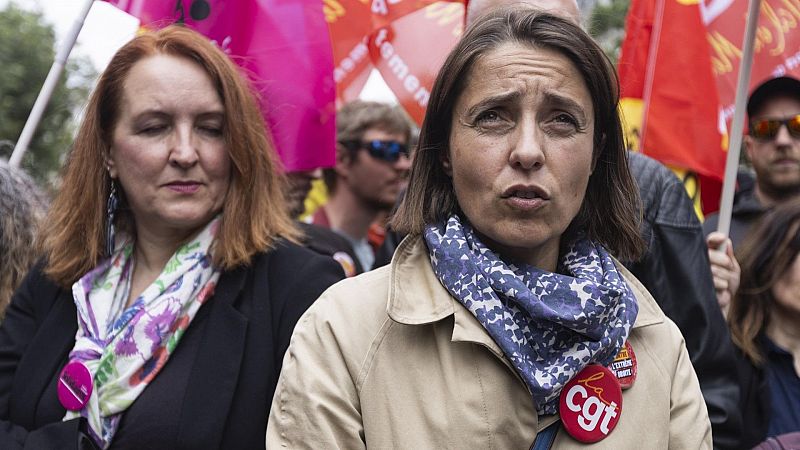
[
  {"x1": 620, "y1": 98, "x2": 644, "y2": 152},
  {"x1": 619, "y1": 98, "x2": 704, "y2": 220}
]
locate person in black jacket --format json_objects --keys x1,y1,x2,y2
[
  {"x1": 623, "y1": 152, "x2": 742, "y2": 449},
  {"x1": 0, "y1": 26, "x2": 343, "y2": 449}
]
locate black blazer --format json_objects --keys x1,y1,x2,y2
[{"x1": 0, "y1": 241, "x2": 344, "y2": 449}]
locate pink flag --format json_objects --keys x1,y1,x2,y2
[{"x1": 106, "y1": 0, "x2": 336, "y2": 172}]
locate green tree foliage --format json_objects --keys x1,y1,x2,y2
[
  {"x1": 588, "y1": 0, "x2": 630, "y2": 65},
  {"x1": 0, "y1": 3, "x2": 96, "y2": 186}
]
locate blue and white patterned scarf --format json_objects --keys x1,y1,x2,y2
[{"x1": 424, "y1": 215, "x2": 637, "y2": 415}]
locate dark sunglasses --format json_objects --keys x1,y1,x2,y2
[
  {"x1": 340, "y1": 140, "x2": 410, "y2": 163},
  {"x1": 749, "y1": 114, "x2": 800, "y2": 140}
]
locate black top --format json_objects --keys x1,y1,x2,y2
[
  {"x1": 764, "y1": 338, "x2": 800, "y2": 438},
  {"x1": 737, "y1": 342, "x2": 771, "y2": 448},
  {"x1": 0, "y1": 241, "x2": 344, "y2": 449}
]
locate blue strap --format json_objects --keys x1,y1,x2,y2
[{"x1": 531, "y1": 421, "x2": 560, "y2": 450}]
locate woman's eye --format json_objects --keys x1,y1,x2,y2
[
  {"x1": 553, "y1": 113, "x2": 578, "y2": 127},
  {"x1": 198, "y1": 124, "x2": 223, "y2": 137},
  {"x1": 475, "y1": 110, "x2": 501, "y2": 123},
  {"x1": 139, "y1": 124, "x2": 167, "y2": 135},
  {"x1": 545, "y1": 113, "x2": 584, "y2": 136}
]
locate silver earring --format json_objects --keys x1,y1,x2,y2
[{"x1": 106, "y1": 179, "x2": 119, "y2": 256}]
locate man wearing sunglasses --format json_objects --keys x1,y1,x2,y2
[
  {"x1": 311, "y1": 100, "x2": 413, "y2": 272},
  {"x1": 705, "y1": 75, "x2": 800, "y2": 248}
]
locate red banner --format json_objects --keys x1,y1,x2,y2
[
  {"x1": 325, "y1": 0, "x2": 374, "y2": 102},
  {"x1": 706, "y1": 0, "x2": 800, "y2": 120},
  {"x1": 369, "y1": 2, "x2": 463, "y2": 123},
  {"x1": 328, "y1": 0, "x2": 463, "y2": 125}
]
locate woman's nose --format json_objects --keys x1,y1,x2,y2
[
  {"x1": 169, "y1": 127, "x2": 199, "y2": 168},
  {"x1": 509, "y1": 121, "x2": 545, "y2": 170}
]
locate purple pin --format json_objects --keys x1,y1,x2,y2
[{"x1": 57, "y1": 361, "x2": 93, "y2": 411}]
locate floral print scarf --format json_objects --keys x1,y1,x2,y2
[
  {"x1": 424, "y1": 215, "x2": 637, "y2": 415},
  {"x1": 63, "y1": 217, "x2": 221, "y2": 448}
]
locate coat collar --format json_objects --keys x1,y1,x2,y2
[{"x1": 387, "y1": 235, "x2": 663, "y2": 345}]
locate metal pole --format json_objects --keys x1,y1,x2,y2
[
  {"x1": 8, "y1": 0, "x2": 95, "y2": 168},
  {"x1": 639, "y1": 0, "x2": 666, "y2": 154},
  {"x1": 715, "y1": 0, "x2": 762, "y2": 250}
]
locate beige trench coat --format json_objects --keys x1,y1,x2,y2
[{"x1": 267, "y1": 236, "x2": 712, "y2": 449}]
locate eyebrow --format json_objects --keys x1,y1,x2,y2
[
  {"x1": 195, "y1": 111, "x2": 225, "y2": 121},
  {"x1": 540, "y1": 91, "x2": 589, "y2": 122},
  {"x1": 132, "y1": 109, "x2": 225, "y2": 121},
  {"x1": 465, "y1": 91, "x2": 522, "y2": 117},
  {"x1": 464, "y1": 90, "x2": 589, "y2": 122}
]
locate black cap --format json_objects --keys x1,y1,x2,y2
[{"x1": 747, "y1": 75, "x2": 800, "y2": 117}]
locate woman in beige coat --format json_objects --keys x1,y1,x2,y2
[{"x1": 268, "y1": 7, "x2": 711, "y2": 448}]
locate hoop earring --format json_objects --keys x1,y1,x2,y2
[{"x1": 106, "y1": 179, "x2": 119, "y2": 257}]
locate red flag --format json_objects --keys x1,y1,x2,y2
[
  {"x1": 620, "y1": 0, "x2": 800, "y2": 214},
  {"x1": 106, "y1": 0, "x2": 337, "y2": 172},
  {"x1": 619, "y1": 0, "x2": 725, "y2": 182}
]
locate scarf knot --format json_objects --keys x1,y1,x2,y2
[{"x1": 424, "y1": 215, "x2": 637, "y2": 414}]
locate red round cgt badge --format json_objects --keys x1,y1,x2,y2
[{"x1": 559, "y1": 364, "x2": 622, "y2": 443}]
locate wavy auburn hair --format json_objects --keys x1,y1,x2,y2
[
  {"x1": 729, "y1": 198, "x2": 800, "y2": 365},
  {"x1": 41, "y1": 25, "x2": 297, "y2": 287},
  {"x1": 391, "y1": 7, "x2": 644, "y2": 261}
]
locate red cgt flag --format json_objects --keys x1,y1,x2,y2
[
  {"x1": 619, "y1": 0, "x2": 800, "y2": 214},
  {"x1": 618, "y1": 0, "x2": 726, "y2": 183},
  {"x1": 706, "y1": 0, "x2": 800, "y2": 122}
]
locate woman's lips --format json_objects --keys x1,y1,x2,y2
[
  {"x1": 166, "y1": 182, "x2": 201, "y2": 193},
  {"x1": 501, "y1": 185, "x2": 550, "y2": 211},
  {"x1": 504, "y1": 196, "x2": 547, "y2": 211}
]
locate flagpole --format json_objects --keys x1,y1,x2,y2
[
  {"x1": 715, "y1": 0, "x2": 762, "y2": 247},
  {"x1": 638, "y1": 0, "x2": 666, "y2": 153},
  {"x1": 8, "y1": 0, "x2": 95, "y2": 168}
]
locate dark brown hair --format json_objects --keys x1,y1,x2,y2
[
  {"x1": 729, "y1": 198, "x2": 800, "y2": 365},
  {"x1": 41, "y1": 25, "x2": 297, "y2": 287},
  {"x1": 392, "y1": 6, "x2": 644, "y2": 261}
]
